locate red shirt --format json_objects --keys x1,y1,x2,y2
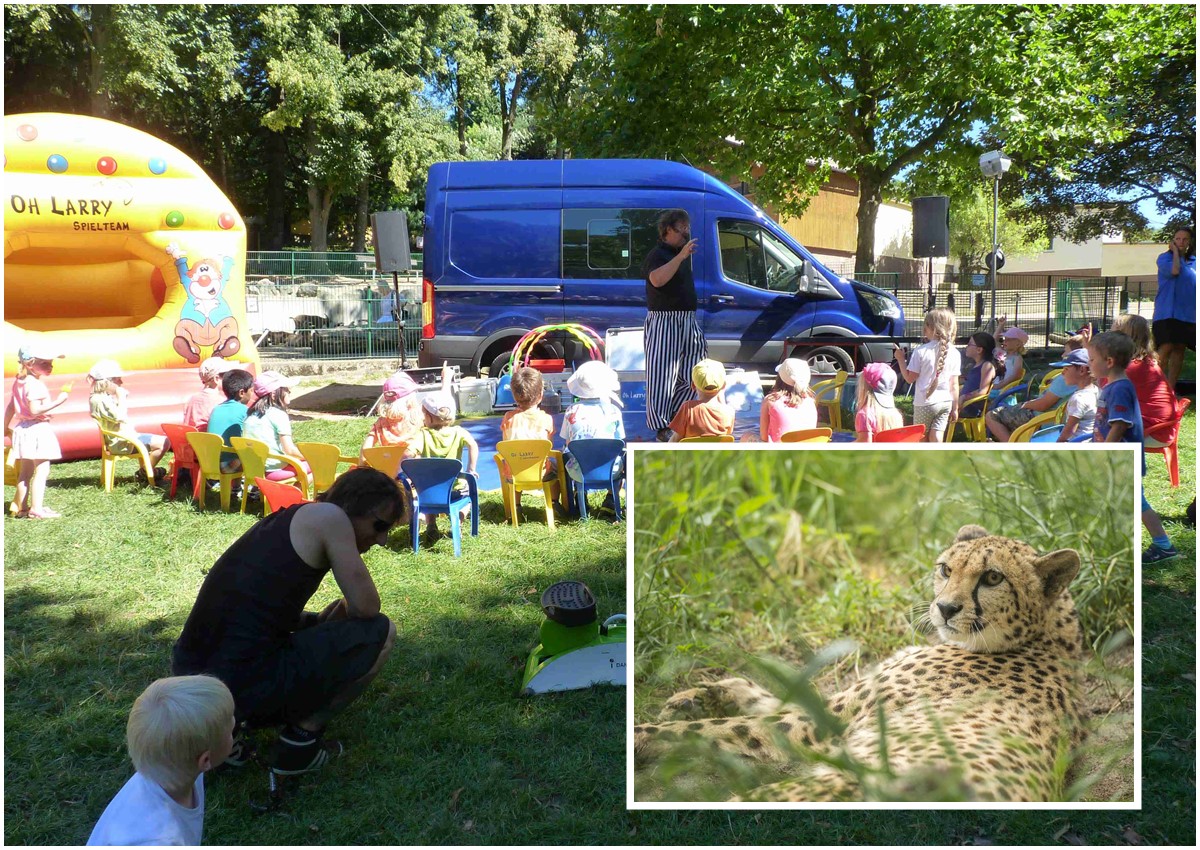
[{"x1": 1125, "y1": 357, "x2": 1177, "y2": 435}]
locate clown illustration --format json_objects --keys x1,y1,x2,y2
[{"x1": 166, "y1": 242, "x2": 241, "y2": 363}]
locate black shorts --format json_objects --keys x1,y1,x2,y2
[
  {"x1": 175, "y1": 614, "x2": 391, "y2": 727},
  {"x1": 1153, "y1": 318, "x2": 1197, "y2": 349}
]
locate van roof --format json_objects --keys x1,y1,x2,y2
[{"x1": 435, "y1": 159, "x2": 747, "y2": 204}]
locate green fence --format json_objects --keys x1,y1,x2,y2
[{"x1": 245, "y1": 251, "x2": 422, "y2": 283}]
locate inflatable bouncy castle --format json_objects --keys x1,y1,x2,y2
[{"x1": 4, "y1": 113, "x2": 259, "y2": 459}]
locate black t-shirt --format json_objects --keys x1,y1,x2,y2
[
  {"x1": 173, "y1": 505, "x2": 326, "y2": 679},
  {"x1": 642, "y1": 240, "x2": 697, "y2": 312}
]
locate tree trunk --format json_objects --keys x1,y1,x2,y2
[
  {"x1": 499, "y1": 74, "x2": 525, "y2": 161},
  {"x1": 308, "y1": 185, "x2": 333, "y2": 252},
  {"x1": 854, "y1": 173, "x2": 883, "y2": 276},
  {"x1": 87, "y1": 5, "x2": 111, "y2": 117},
  {"x1": 352, "y1": 176, "x2": 370, "y2": 253},
  {"x1": 455, "y1": 80, "x2": 469, "y2": 157}
]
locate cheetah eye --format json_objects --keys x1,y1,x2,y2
[
  {"x1": 937, "y1": 563, "x2": 951, "y2": 578},
  {"x1": 981, "y1": 570, "x2": 1004, "y2": 587}
]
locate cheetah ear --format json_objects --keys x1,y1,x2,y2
[
  {"x1": 1033, "y1": 549, "x2": 1081, "y2": 600},
  {"x1": 954, "y1": 524, "x2": 989, "y2": 542}
]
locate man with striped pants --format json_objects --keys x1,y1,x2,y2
[{"x1": 641, "y1": 209, "x2": 709, "y2": 442}]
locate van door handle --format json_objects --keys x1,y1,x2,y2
[{"x1": 710, "y1": 295, "x2": 735, "y2": 305}]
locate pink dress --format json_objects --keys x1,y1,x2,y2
[
  {"x1": 9, "y1": 376, "x2": 62, "y2": 460},
  {"x1": 765, "y1": 395, "x2": 817, "y2": 441}
]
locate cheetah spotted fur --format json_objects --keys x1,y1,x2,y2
[{"x1": 633, "y1": 525, "x2": 1085, "y2": 802}]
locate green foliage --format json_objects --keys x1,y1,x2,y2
[{"x1": 939, "y1": 185, "x2": 1049, "y2": 276}]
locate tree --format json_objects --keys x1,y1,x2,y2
[
  {"x1": 569, "y1": 5, "x2": 1181, "y2": 275},
  {"x1": 947, "y1": 187, "x2": 1048, "y2": 278}
]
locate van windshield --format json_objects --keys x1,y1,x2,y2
[{"x1": 717, "y1": 220, "x2": 805, "y2": 292}]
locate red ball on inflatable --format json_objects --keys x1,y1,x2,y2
[
  {"x1": 17, "y1": 124, "x2": 38, "y2": 141},
  {"x1": 217, "y1": 212, "x2": 236, "y2": 230},
  {"x1": 97, "y1": 156, "x2": 118, "y2": 175}
]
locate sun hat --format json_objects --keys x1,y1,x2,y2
[
  {"x1": 420, "y1": 390, "x2": 457, "y2": 419},
  {"x1": 860, "y1": 362, "x2": 897, "y2": 409},
  {"x1": 1001, "y1": 327, "x2": 1029, "y2": 344},
  {"x1": 252, "y1": 370, "x2": 299, "y2": 398},
  {"x1": 691, "y1": 359, "x2": 727, "y2": 392},
  {"x1": 198, "y1": 357, "x2": 237, "y2": 380},
  {"x1": 17, "y1": 343, "x2": 64, "y2": 363},
  {"x1": 1050, "y1": 349, "x2": 1091, "y2": 369},
  {"x1": 383, "y1": 371, "x2": 418, "y2": 399},
  {"x1": 87, "y1": 359, "x2": 125, "y2": 380},
  {"x1": 566, "y1": 360, "x2": 623, "y2": 407},
  {"x1": 775, "y1": 358, "x2": 811, "y2": 390}
]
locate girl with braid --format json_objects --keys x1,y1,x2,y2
[{"x1": 893, "y1": 308, "x2": 962, "y2": 442}]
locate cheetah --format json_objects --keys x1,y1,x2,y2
[{"x1": 633, "y1": 525, "x2": 1085, "y2": 802}]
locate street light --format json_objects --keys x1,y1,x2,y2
[{"x1": 979, "y1": 150, "x2": 1011, "y2": 328}]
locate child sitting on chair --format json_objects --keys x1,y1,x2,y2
[
  {"x1": 501, "y1": 367, "x2": 555, "y2": 441},
  {"x1": 410, "y1": 391, "x2": 479, "y2": 476},
  {"x1": 989, "y1": 320, "x2": 1028, "y2": 398},
  {"x1": 87, "y1": 675, "x2": 235, "y2": 846},
  {"x1": 984, "y1": 360, "x2": 1077, "y2": 443},
  {"x1": 182, "y1": 358, "x2": 236, "y2": 431},
  {"x1": 668, "y1": 359, "x2": 735, "y2": 441},
  {"x1": 361, "y1": 371, "x2": 423, "y2": 462},
  {"x1": 746, "y1": 358, "x2": 817, "y2": 442},
  {"x1": 242, "y1": 371, "x2": 311, "y2": 481},
  {"x1": 207, "y1": 369, "x2": 255, "y2": 473},
  {"x1": 1050, "y1": 348, "x2": 1097, "y2": 442},
  {"x1": 560, "y1": 361, "x2": 624, "y2": 483},
  {"x1": 854, "y1": 362, "x2": 904, "y2": 442},
  {"x1": 87, "y1": 359, "x2": 169, "y2": 479}
]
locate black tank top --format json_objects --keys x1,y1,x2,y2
[{"x1": 173, "y1": 505, "x2": 327, "y2": 673}]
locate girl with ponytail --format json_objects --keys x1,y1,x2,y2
[{"x1": 893, "y1": 308, "x2": 962, "y2": 442}]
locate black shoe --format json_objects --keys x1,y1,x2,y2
[
  {"x1": 269, "y1": 731, "x2": 343, "y2": 776},
  {"x1": 222, "y1": 731, "x2": 254, "y2": 768},
  {"x1": 655, "y1": 428, "x2": 673, "y2": 442}
]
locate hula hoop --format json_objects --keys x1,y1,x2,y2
[{"x1": 506, "y1": 323, "x2": 605, "y2": 375}]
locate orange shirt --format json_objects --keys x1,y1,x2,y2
[
  {"x1": 669, "y1": 397, "x2": 735, "y2": 439},
  {"x1": 501, "y1": 406, "x2": 554, "y2": 441}
]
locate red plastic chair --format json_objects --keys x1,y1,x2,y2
[
  {"x1": 254, "y1": 477, "x2": 310, "y2": 515},
  {"x1": 1145, "y1": 398, "x2": 1191, "y2": 488},
  {"x1": 161, "y1": 423, "x2": 201, "y2": 500},
  {"x1": 873, "y1": 424, "x2": 926, "y2": 443}
]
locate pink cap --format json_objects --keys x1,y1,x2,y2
[
  {"x1": 252, "y1": 370, "x2": 298, "y2": 398},
  {"x1": 382, "y1": 371, "x2": 418, "y2": 399},
  {"x1": 1001, "y1": 327, "x2": 1029, "y2": 344}
]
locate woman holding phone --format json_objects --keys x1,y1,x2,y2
[{"x1": 1153, "y1": 226, "x2": 1196, "y2": 391}]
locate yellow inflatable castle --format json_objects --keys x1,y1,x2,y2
[{"x1": 4, "y1": 113, "x2": 259, "y2": 459}]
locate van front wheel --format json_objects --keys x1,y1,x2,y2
[{"x1": 802, "y1": 345, "x2": 854, "y2": 375}]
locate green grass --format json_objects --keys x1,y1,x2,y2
[{"x1": 4, "y1": 417, "x2": 626, "y2": 845}]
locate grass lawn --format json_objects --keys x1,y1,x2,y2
[{"x1": 4, "y1": 415, "x2": 627, "y2": 845}]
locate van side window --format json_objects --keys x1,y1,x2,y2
[
  {"x1": 563, "y1": 208, "x2": 665, "y2": 279},
  {"x1": 717, "y1": 219, "x2": 805, "y2": 293}
]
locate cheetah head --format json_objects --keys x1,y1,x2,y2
[{"x1": 928, "y1": 525, "x2": 1080, "y2": 653}]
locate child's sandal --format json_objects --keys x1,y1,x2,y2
[{"x1": 26, "y1": 508, "x2": 61, "y2": 519}]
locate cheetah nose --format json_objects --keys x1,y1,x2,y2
[{"x1": 937, "y1": 601, "x2": 963, "y2": 622}]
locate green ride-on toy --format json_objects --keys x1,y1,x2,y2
[{"x1": 520, "y1": 581, "x2": 626, "y2": 695}]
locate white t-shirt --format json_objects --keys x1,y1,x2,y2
[
  {"x1": 908, "y1": 341, "x2": 962, "y2": 406},
  {"x1": 1064, "y1": 383, "x2": 1098, "y2": 436},
  {"x1": 88, "y1": 771, "x2": 204, "y2": 846}
]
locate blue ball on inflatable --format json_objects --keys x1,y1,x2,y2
[
  {"x1": 46, "y1": 154, "x2": 68, "y2": 173},
  {"x1": 148, "y1": 157, "x2": 167, "y2": 175}
]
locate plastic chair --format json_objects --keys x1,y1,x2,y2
[
  {"x1": 494, "y1": 439, "x2": 559, "y2": 530},
  {"x1": 230, "y1": 436, "x2": 311, "y2": 514},
  {"x1": 185, "y1": 431, "x2": 244, "y2": 511},
  {"x1": 679, "y1": 434, "x2": 734, "y2": 443},
  {"x1": 1029, "y1": 424, "x2": 1064, "y2": 443},
  {"x1": 873, "y1": 424, "x2": 926, "y2": 443},
  {"x1": 1009, "y1": 406, "x2": 1065, "y2": 443},
  {"x1": 254, "y1": 476, "x2": 309, "y2": 515},
  {"x1": 297, "y1": 441, "x2": 358, "y2": 496},
  {"x1": 780, "y1": 427, "x2": 833, "y2": 443},
  {"x1": 398, "y1": 458, "x2": 479, "y2": 557},
  {"x1": 812, "y1": 371, "x2": 849, "y2": 431},
  {"x1": 1145, "y1": 397, "x2": 1190, "y2": 488},
  {"x1": 955, "y1": 387, "x2": 991, "y2": 442},
  {"x1": 361, "y1": 445, "x2": 408, "y2": 479},
  {"x1": 989, "y1": 366, "x2": 1029, "y2": 407},
  {"x1": 97, "y1": 424, "x2": 157, "y2": 492},
  {"x1": 563, "y1": 438, "x2": 625, "y2": 521},
  {"x1": 161, "y1": 423, "x2": 200, "y2": 500}
]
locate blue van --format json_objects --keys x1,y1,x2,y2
[{"x1": 418, "y1": 159, "x2": 904, "y2": 376}]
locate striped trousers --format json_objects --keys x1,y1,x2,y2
[{"x1": 644, "y1": 310, "x2": 708, "y2": 431}]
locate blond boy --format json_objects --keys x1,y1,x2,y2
[{"x1": 668, "y1": 359, "x2": 735, "y2": 441}]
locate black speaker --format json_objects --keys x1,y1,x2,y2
[
  {"x1": 371, "y1": 211, "x2": 412, "y2": 273},
  {"x1": 912, "y1": 196, "x2": 950, "y2": 258}
]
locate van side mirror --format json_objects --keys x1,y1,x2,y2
[{"x1": 797, "y1": 260, "x2": 843, "y2": 301}]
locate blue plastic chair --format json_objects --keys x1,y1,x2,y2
[
  {"x1": 398, "y1": 458, "x2": 479, "y2": 557},
  {"x1": 563, "y1": 438, "x2": 625, "y2": 521},
  {"x1": 1029, "y1": 425, "x2": 1063, "y2": 442}
]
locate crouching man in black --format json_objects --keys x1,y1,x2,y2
[{"x1": 172, "y1": 467, "x2": 405, "y2": 775}]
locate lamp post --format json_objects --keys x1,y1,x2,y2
[{"x1": 979, "y1": 150, "x2": 1011, "y2": 328}]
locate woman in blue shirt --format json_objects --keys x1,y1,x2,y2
[{"x1": 1153, "y1": 226, "x2": 1196, "y2": 391}]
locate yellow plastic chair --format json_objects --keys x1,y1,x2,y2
[
  {"x1": 230, "y1": 436, "x2": 311, "y2": 514},
  {"x1": 494, "y1": 439, "x2": 560, "y2": 531},
  {"x1": 955, "y1": 388, "x2": 992, "y2": 442},
  {"x1": 1037, "y1": 368, "x2": 1063, "y2": 396},
  {"x1": 780, "y1": 427, "x2": 833, "y2": 443},
  {"x1": 97, "y1": 424, "x2": 157, "y2": 492},
  {"x1": 361, "y1": 445, "x2": 408, "y2": 479},
  {"x1": 811, "y1": 371, "x2": 848, "y2": 431},
  {"x1": 1009, "y1": 405, "x2": 1067, "y2": 443},
  {"x1": 297, "y1": 441, "x2": 358, "y2": 496},
  {"x1": 185, "y1": 431, "x2": 244, "y2": 511},
  {"x1": 679, "y1": 434, "x2": 735, "y2": 443}
]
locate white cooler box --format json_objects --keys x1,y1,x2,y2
[{"x1": 454, "y1": 378, "x2": 496, "y2": 416}]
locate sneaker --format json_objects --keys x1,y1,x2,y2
[
  {"x1": 655, "y1": 427, "x2": 674, "y2": 443},
  {"x1": 223, "y1": 732, "x2": 255, "y2": 768},
  {"x1": 1143, "y1": 543, "x2": 1180, "y2": 564},
  {"x1": 269, "y1": 731, "x2": 343, "y2": 776},
  {"x1": 153, "y1": 467, "x2": 167, "y2": 485}
]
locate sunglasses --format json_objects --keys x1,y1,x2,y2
[{"x1": 371, "y1": 509, "x2": 399, "y2": 534}]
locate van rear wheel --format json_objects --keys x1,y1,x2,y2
[{"x1": 802, "y1": 345, "x2": 855, "y2": 375}]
